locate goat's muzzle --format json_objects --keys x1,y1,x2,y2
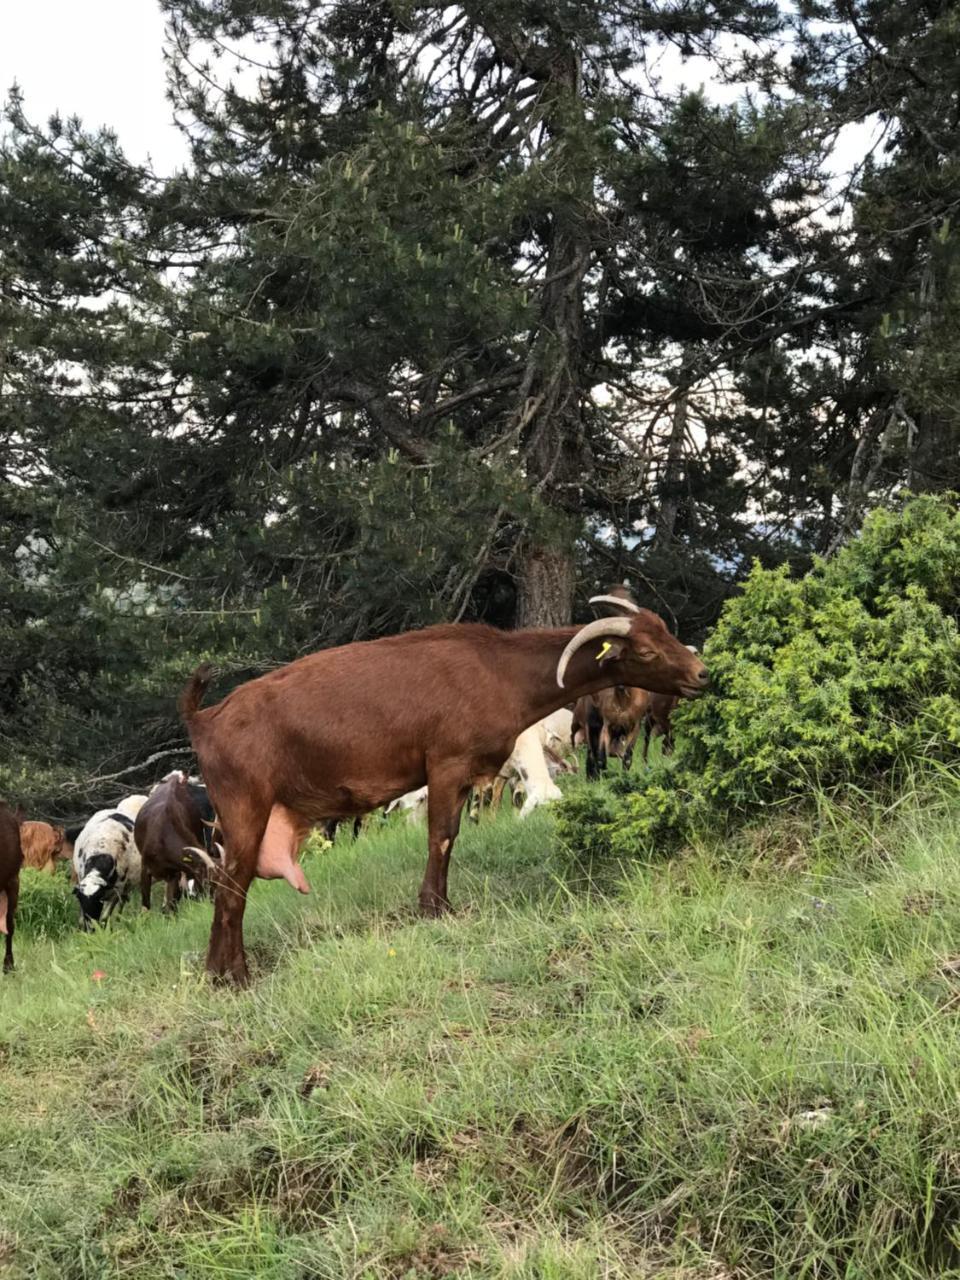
[{"x1": 680, "y1": 668, "x2": 710, "y2": 698}]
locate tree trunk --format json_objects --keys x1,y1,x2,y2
[
  {"x1": 514, "y1": 44, "x2": 590, "y2": 629},
  {"x1": 907, "y1": 412, "x2": 959, "y2": 492},
  {"x1": 827, "y1": 398, "x2": 897, "y2": 556},
  {"x1": 516, "y1": 545, "x2": 576, "y2": 629},
  {"x1": 653, "y1": 384, "x2": 688, "y2": 548},
  {"x1": 905, "y1": 260, "x2": 959, "y2": 491}
]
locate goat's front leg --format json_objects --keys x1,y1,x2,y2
[
  {"x1": 164, "y1": 876, "x2": 182, "y2": 913},
  {"x1": 586, "y1": 715, "x2": 604, "y2": 780},
  {"x1": 489, "y1": 775, "x2": 508, "y2": 815},
  {"x1": 642, "y1": 717, "x2": 653, "y2": 765},
  {"x1": 2, "y1": 879, "x2": 17, "y2": 973},
  {"x1": 420, "y1": 766, "x2": 472, "y2": 916},
  {"x1": 621, "y1": 721, "x2": 642, "y2": 772}
]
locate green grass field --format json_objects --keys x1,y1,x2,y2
[{"x1": 4, "y1": 781, "x2": 960, "y2": 1279}]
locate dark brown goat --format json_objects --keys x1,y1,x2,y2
[
  {"x1": 572, "y1": 588, "x2": 651, "y2": 777},
  {"x1": 134, "y1": 773, "x2": 219, "y2": 912},
  {"x1": 181, "y1": 614, "x2": 709, "y2": 985},
  {"x1": 641, "y1": 693, "x2": 679, "y2": 762},
  {"x1": 573, "y1": 589, "x2": 700, "y2": 778},
  {"x1": 0, "y1": 803, "x2": 23, "y2": 973},
  {"x1": 575, "y1": 684, "x2": 687, "y2": 776},
  {"x1": 589, "y1": 685, "x2": 653, "y2": 776}
]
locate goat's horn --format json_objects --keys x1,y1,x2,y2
[
  {"x1": 588, "y1": 594, "x2": 639, "y2": 614},
  {"x1": 556, "y1": 617, "x2": 633, "y2": 688},
  {"x1": 184, "y1": 845, "x2": 217, "y2": 872}
]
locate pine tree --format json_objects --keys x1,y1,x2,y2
[{"x1": 154, "y1": 0, "x2": 810, "y2": 627}]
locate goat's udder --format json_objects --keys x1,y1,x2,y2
[
  {"x1": 0, "y1": 890, "x2": 7, "y2": 935},
  {"x1": 254, "y1": 804, "x2": 311, "y2": 895}
]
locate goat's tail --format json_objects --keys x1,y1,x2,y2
[{"x1": 179, "y1": 663, "x2": 216, "y2": 724}]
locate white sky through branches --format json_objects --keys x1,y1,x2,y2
[
  {"x1": 1, "y1": 1, "x2": 873, "y2": 184},
  {"x1": 0, "y1": 0, "x2": 188, "y2": 172}
]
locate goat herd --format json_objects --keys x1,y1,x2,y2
[{"x1": 0, "y1": 589, "x2": 709, "y2": 982}]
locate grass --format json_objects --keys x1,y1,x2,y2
[{"x1": 5, "y1": 780, "x2": 960, "y2": 1278}]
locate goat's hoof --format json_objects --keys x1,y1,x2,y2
[
  {"x1": 418, "y1": 897, "x2": 452, "y2": 919},
  {"x1": 207, "y1": 966, "x2": 250, "y2": 989}
]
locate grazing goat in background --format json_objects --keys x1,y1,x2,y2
[
  {"x1": 181, "y1": 610, "x2": 709, "y2": 985},
  {"x1": 643, "y1": 693, "x2": 681, "y2": 762},
  {"x1": 404, "y1": 710, "x2": 576, "y2": 823},
  {"x1": 385, "y1": 786, "x2": 429, "y2": 823},
  {"x1": 0, "y1": 803, "x2": 23, "y2": 973},
  {"x1": 488, "y1": 718, "x2": 566, "y2": 817},
  {"x1": 19, "y1": 821, "x2": 72, "y2": 874},
  {"x1": 585, "y1": 685, "x2": 652, "y2": 777},
  {"x1": 177, "y1": 776, "x2": 221, "y2": 898},
  {"x1": 135, "y1": 772, "x2": 219, "y2": 912},
  {"x1": 73, "y1": 795, "x2": 148, "y2": 928},
  {"x1": 539, "y1": 708, "x2": 578, "y2": 775},
  {"x1": 573, "y1": 590, "x2": 699, "y2": 778}
]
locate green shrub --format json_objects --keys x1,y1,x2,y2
[{"x1": 558, "y1": 494, "x2": 960, "y2": 859}]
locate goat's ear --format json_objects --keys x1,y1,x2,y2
[{"x1": 595, "y1": 639, "x2": 627, "y2": 666}]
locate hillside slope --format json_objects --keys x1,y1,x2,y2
[{"x1": 4, "y1": 791, "x2": 960, "y2": 1279}]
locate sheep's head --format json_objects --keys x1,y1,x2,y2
[
  {"x1": 556, "y1": 595, "x2": 709, "y2": 698},
  {"x1": 73, "y1": 858, "x2": 115, "y2": 924}
]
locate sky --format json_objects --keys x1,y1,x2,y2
[
  {"x1": 0, "y1": 2, "x2": 873, "y2": 185},
  {"x1": 0, "y1": 0, "x2": 188, "y2": 173}
]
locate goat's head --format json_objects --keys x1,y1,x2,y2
[{"x1": 556, "y1": 595, "x2": 709, "y2": 698}]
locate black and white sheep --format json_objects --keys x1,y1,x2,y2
[{"x1": 72, "y1": 794, "x2": 148, "y2": 928}]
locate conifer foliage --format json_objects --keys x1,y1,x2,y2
[{"x1": 1, "y1": 1, "x2": 958, "y2": 807}]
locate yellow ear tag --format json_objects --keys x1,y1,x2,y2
[{"x1": 596, "y1": 641, "x2": 613, "y2": 662}]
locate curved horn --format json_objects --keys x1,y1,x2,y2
[
  {"x1": 184, "y1": 845, "x2": 217, "y2": 872},
  {"x1": 588, "y1": 594, "x2": 639, "y2": 614},
  {"x1": 557, "y1": 616, "x2": 633, "y2": 688}
]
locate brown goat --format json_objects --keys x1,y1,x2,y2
[
  {"x1": 19, "y1": 821, "x2": 71, "y2": 874},
  {"x1": 0, "y1": 804, "x2": 23, "y2": 973},
  {"x1": 181, "y1": 613, "x2": 708, "y2": 985},
  {"x1": 134, "y1": 773, "x2": 219, "y2": 912}
]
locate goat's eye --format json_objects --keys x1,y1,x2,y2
[{"x1": 634, "y1": 648, "x2": 656, "y2": 661}]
